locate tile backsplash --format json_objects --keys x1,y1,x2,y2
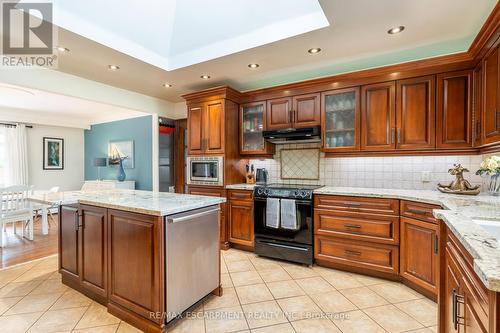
[{"x1": 250, "y1": 143, "x2": 488, "y2": 190}]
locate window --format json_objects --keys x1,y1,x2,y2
[{"x1": 0, "y1": 127, "x2": 6, "y2": 187}]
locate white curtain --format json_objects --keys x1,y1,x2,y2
[{"x1": 5, "y1": 124, "x2": 29, "y2": 186}]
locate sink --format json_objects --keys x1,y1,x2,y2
[{"x1": 472, "y1": 218, "x2": 500, "y2": 245}]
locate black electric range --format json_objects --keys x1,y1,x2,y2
[{"x1": 253, "y1": 183, "x2": 323, "y2": 265}]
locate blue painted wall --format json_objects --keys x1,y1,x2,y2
[{"x1": 84, "y1": 116, "x2": 153, "y2": 190}]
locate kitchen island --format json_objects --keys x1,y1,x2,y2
[{"x1": 30, "y1": 189, "x2": 226, "y2": 333}]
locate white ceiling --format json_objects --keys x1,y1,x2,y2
[
  {"x1": 51, "y1": 0, "x2": 328, "y2": 70},
  {"x1": 3, "y1": 0, "x2": 497, "y2": 106},
  {"x1": 0, "y1": 84, "x2": 148, "y2": 129}
]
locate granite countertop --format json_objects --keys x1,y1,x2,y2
[
  {"x1": 29, "y1": 189, "x2": 226, "y2": 217},
  {"x1": 225, "y1": 184, "x2": 257, "y2": 190},
  {"x1": 315, "y1": 186, "x2": 500, "y2": 291}
]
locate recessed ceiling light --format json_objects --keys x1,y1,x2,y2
[
  {"x1": 108, "y1": 64, "x2": 120, "y2": 70},
  {"x1": 55, "y1": 46, "x2": 69, "y2": 53},
  {"x1": 162, "y1": 83, "x2": 172, "y2": 88},
  {"x1": 248, "y1": 63, "x2": 259, "y2": 69},
  {"x1": 200, "y1": 74, "x2": 211, "y2": 79},
  {"x1": 388, "y1": 26, "x2": 405, "y2": 34},
  {"x1": 308, "y1": 48, "x2": 321, "y2": 54}
]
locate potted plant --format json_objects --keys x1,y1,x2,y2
[{"x1": 476, "y1": 155, "x2": 500, "y2": 196}]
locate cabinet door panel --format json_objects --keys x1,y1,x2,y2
[
  {"x1": 267, "y1": 97, "x2": 292, "y2": 130},
  {"x1": 108, "y1": 210, "x2": 164, "y2": 323},
  {"x1": 80, "y1": 205, "x2": 107, "y2": 297},
  {"x1": 228, "y1": 200, "x2": 254, "y2": 247},
  {"x1": 361, "y1": 82, "x2": 396, "y2": 151},
  {"x1": 293, "y1": 93, "x2": 320, "y2": 128},
  {"x1": 400, "y1": 217, "x2": 438, "y2": 297},
  {"x1": 437, "y1": 71, "x2": 472, "y2": 148},
  {"x1": 205, "y1": 100, "x2": 224, "y2": 154},
  {"x1": 444, "y1": 247, "x2": 461, "y2": 333},
  {"x1": 473, "y1": 66, "x2": 483, "y2": 147},
  {"x1": 59, "y1": 206, "x2": 79, "y2": 278},
  {"x1": 188, "y1": 104, "x2": 203, "y2": 155},
  {"x1": 483, "y1": 46, "x2": 500, "y2": 144},
  {"x1": 397, "y1": 76, "x2": 436, "y2": 149}
]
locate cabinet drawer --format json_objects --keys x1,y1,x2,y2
[
  {"x1": 314, "y1": 209, "x2": 399, "y2": 245},
  {"x1": 314, "y1": 195, "x2": 399, "y2": 215},
  {"x1": 228, "y1": 190, "x2": 253, "y2": 201},
  {"x1": 315, "y1": 236, "x2": 399, "y2": 275},
  {"x1": 401, "y1": 201, "x2": 440, "y2": 224}
]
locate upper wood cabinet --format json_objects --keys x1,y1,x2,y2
[
  {"x1": 266, "y1": 94, "x2": 320, "y2": 130},
  {"x1": 361, "y1": 81, "x2": 396, "y2": 151},
  {"x1": 482, "y1": 46, "x2": 500, "y2": 144},
  {"x1": 396, "y1": 76, "x2": 436, "y2": 150},
  {"x1": 187, "y1": 100, "x2": 225, "y2": 155},
  {"x1": 266, "y1": 97, "x2": 292, "y2": 130},
  {"x1": 322, "y1": 87, "x2": 360, "y2": 152},
  {"x1": 437, "y1": 71, "x2": 472, "y2": 149},
  {"x1": 293, "y1": 93, "x2": 321, "y2": 127},
  {"x1": 240, "y1": 101, "x2": 274, "y2": 155}
]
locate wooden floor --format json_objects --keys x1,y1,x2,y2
[{"x1": 0, "y1": 216, "x2": 58, "y2": 269}]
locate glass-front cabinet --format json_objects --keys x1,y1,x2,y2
[
  {"x1": 240, "y1": 101, "x2": 274, "y2": 155},
  {"x1": 322, "y1": 87, "x2": 360, "y2": 152}
]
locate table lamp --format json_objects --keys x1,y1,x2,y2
[{"x1": 93, "y1": 158, "x2": 107, "y2": 181}]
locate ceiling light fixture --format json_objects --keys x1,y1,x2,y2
[
  {"x1": 162, "y1": 83, "x2": 172, "y2": 88},
  {"x1": 248, "y1": 63, "x2": 259, "y2": 69},
  {"x1": 108, "y1": 64, "x2": 120, "y2": 70},
  {"x1": 56, "y1": 46, "x2": 69, "y2": 53},
  {"x1": 308, "y1": 48, "x2": 321, "y2": 54},
  {"x1": 387, "y1": 26, "x2": 405, "y2": 34},
  {"x1": 200, "y1": 74, "x2": 211, "y2": 79}
]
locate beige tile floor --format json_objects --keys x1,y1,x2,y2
[{"x1": 0, "y1": 249, "x2": 438, "y2": 333}]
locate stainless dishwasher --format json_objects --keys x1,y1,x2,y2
[{"x1": 165, "y1": 205, "x2": 220, "y2": 322}]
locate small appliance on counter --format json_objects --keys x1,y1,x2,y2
[
  {"x1": 256, "y1": 168, "x2": 268, "y2": 184},
  {"x1": 253, "y1": 183, "x2": 323, "y2": 265}
]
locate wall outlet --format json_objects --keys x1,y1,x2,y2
[{"x1": 421, "y1": 171, "x2": 431, "y2": 182}]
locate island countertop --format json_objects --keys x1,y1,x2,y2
[
  {"x1": 30, "y1": 189, "x2": 226, "y2": 216},
  {"x1": 314, "y1": 186, "x2": 500, "y2": 291}
]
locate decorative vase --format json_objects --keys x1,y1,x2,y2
[
  {"x1": 117, "y1": 159, "x2": 126, "y2": 182},
  {"x1": 488, "y1": 174, "x2": 500, "y2": 196}
]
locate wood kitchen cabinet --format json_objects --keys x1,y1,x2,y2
[
  {"x1": 240, "y1": 101, "x2": 274, "y2": 155},
  {"x1": 361, "y1": 81, "x2": 396, "y2": 151},
  {"x1": 266, "y1": 94, "x2": 320, "y2": 130},
  {"x1": 107, "y1": 209, "x2": 165, "y2": 326},
  {"x1": 441, "y1": 224, "x2": 492, "y2": 333},
  {"x1": 396, "y1": 76, "x2": 436, "y2": 150},
  {"x1": 227, "y1": 190, "x2": 254, "y2": 248},
  {"x1": 437, "y1": 70, "x2": 473, "y2": 149},
  {"x1": 400, "y1": 217, "x2": 439, "y2": 299},
  {"x1": 59, "y1": 205, "x2": 107, "y2": 302},
  {"x1": 322, "y1": 87, "x2": 361, "y2": 152},
  {"x1": 187, "y1": 100, "x2": 224, "y2": 155},
  {"x1": 80, "y1": 205, "x2": 107, "y2": 299},
  {"x1": 482, "y1": 45, "x2": 500, "y2": 145}
]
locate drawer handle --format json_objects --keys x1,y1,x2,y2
[
  {"x1": 407, "y1": 208, "x2": 427, "y2": 215},
  {"x1": 344, "y1": 249, "x2": 361, "y2": 257},
  {"x1": 344, "y1": 224, "x2": 362, "y2": 229},
  {"x1": 452, "y1": 289, "x2": 465, "y2": 329},
  {"x1": 345, "y1": 202, "x2": 362, "y2": 207}
]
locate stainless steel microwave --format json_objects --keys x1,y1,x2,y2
[{"x1": 187, "y1": 156, "x2": 224, "y2": 186}]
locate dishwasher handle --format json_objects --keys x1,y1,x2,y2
[{"x1": 167, "y1": 207, "x2": 219, "y2": 224}]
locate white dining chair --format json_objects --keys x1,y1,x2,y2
[{"x1": 0, "y1": 185, "x2": 34, "y2": 247}]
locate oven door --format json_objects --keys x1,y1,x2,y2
[
  {"x1": 189, "y1": 160, "x2": 219, "y2": 183},
  {"x1": 254, "y1": 197, "x2": 313, "y2": 245}
]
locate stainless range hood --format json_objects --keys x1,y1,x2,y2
[{"x1": 263, "y1": 126, "x2": 321, "y2": 144}]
